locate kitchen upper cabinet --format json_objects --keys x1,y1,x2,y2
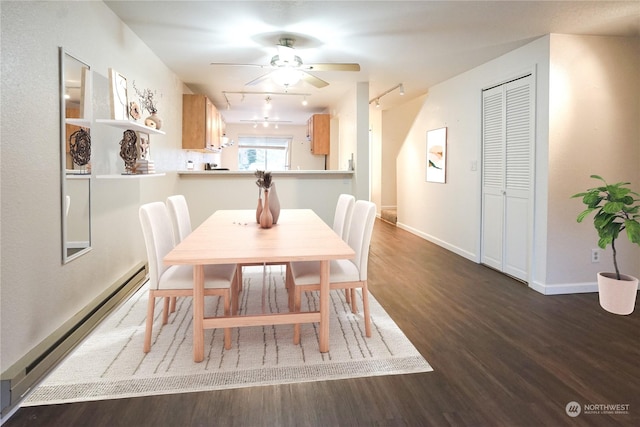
[
  {"x1": 182, "y1": 94, "x2": 221, "y2": 151},
  {"x1": 307, "y1": 113, "x2": 330, "y2": 155}
]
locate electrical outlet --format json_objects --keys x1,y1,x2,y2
[{"x1": 591, "y1": 248, "x2": 600, "y2": 263}]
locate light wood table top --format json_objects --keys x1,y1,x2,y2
[
  {"x1": 165, "y1": 209, "x2": 354, "y2": 265},
  {"x1": 164, "y1": 209, "x2": 355, "y2": 362}
]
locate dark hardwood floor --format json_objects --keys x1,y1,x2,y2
[{"x1": 6, "y1": 219, "x2": 640, "y2": 426}]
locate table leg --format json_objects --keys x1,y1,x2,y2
[
  {"x1": 319, "y1": 260, "x2": 330, "y2": 352},
  {"x1": 193, "y1": 264, "x2": 205, "y2": 362}
]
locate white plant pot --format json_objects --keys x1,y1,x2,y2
[{"x1": 597, "y1": 272, "x2": 639, "y2": 315}]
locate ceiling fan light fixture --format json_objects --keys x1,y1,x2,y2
[{"x1": 272, "y1": 67, "x2": 302, "y2": 87}]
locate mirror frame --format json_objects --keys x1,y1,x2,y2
[{"x1": 60, "y1": 47, "x2": 92, "y2": 263}]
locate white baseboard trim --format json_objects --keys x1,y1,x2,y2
[
  {"x1": 394, "y1": 222, "x2": 629, "y2": 296},
  {"x1": 530, "y1": 281, "x2": 598, "y2": 295},
  {"x1": 531, "y1": 279, "x2": 639, "y2": 295},
  {"x1": 396, "y1": 221, "x2": 477, "y2": 262},
  {"x1": 381, "y1": 205, "x2": 397, "y2": 211}
]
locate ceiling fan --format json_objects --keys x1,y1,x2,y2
[{"x1": 210, "y1": 37, "x2": 360, "y2": 89}]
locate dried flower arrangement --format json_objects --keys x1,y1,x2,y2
[
  {"x1": 255, "y1": 170, "x2": 272, "y2": 190},
  {"x1": 132, "y1": 81, "x2": 161, "y2": 114}
]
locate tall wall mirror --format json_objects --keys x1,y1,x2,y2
[{"x1": 60, "y1": 47, "x2": 92, "y2": 263}]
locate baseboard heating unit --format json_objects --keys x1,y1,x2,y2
[{"x1": 1, "y1": 262, "x2": 147, "y2": 418}]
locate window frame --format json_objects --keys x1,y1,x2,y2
[{"x1": 237, "y1": 135, "x2": 292, "y2": 171}]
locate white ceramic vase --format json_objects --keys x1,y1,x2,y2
[
  {"x1": 597, "y1": 272, "x2": 638, "y2": 315},
  {"x1": 269, "y1": 182, "x2": 280, "y2": 224}
]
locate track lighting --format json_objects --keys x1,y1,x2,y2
[
  {"x1": 302, "y1": 96, "x2": 308, "y2": 106},
  {"x1": 265, "y1": 96, "x2": 272, "y2": 110},
  {"x1": 369, "y1": 83, "x2": 405, "y2": 106}
]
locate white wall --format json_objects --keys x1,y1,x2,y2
[
  {"x1": 176, "y1": 174, "x2": 354, "y2": 228},
  {"x1": 0, "y1": 1, "x2": 361, "y2": 374},
  {"x1": 0, "y1": 2, "x2": 172, "y2": 370},
  {"x1": 369, "y1": 107, "x2": 382, "y2": 211},
  {"x1": 396, "y1": 36, "x2": 551, "y2": 263},
  {"x1": 379, "y1": 93, "x2": 427, "y2": 211},
  {"x1": 393, "y1": 34, "x2": 640, "y2": 294},
  {"x1": 544, "y1": 34, "x2": 640, "y2": 291}
]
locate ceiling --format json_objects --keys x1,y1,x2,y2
[{"x1": 104, "y1": 1, "x2": 640, "y2": 126}]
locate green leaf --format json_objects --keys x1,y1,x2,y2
[
  {"x1": 583, "y1": 192, "x2": 602, "y2": 207},
  {"x1": 603, "y1": 201, "x2": 624, "y2": 214},
  {"x1": 593, "y1": 212, "x2": 614, "y2": 229},
  {"x1": 625, "y1": 220, "x2": 640, "y2": 245},
  {"x1": 597, "y1": 236, "x2": 611, "y2": 249},
  {"x1": 608, "y1": 186, "x2": 630, "y2": 200},
  {"x1": 576, "y1": 208, "x2": 595, "y2": 223}
]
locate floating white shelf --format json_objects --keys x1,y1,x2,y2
[
  {"x1": 96, "y1": 173, "x2": 166, "y2": 179},
  {"x1": 66, "y1": 173, "x2": 91, "y2": 180},
  {"x1": 65, "y1": 118, "x2": 91, "y2": 128},
  {"x1": 95, "y1": 119, "x2": 165, "y2": 135}
]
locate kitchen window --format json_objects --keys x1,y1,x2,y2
[{"x1": 237, "y1": 136, "x2": 291, "y2": 171}]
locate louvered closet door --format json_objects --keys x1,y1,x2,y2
[{"x1": 481, "y1": 75, "x2": 533, "y2": 282}]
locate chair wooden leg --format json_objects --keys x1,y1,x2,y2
[
  {"x1": 350, "y1": 289, "x2": 358, "y2": 313},
  {"x1": 143, "y1": 292, "x2": 156, "y2": 353},
  {"x1": 345, "y1": 288, "x2": 351, "y2": 304},
  {"x1": 362, "y1": 282, "x2": 371, "y2": 337},
  {"x1": 169, "y1": 297, "x2": 177, "y2": 313},
  {"x1": 293, "y1": 287, "x2": 301, "y2": 345},
  {"x1": 286, "y1": 267, "x2": 294, "y2": 311},
  {"x1": 285, "y1": 263, "x2": 292, "y2": 292},
  {"x1": 223, "y1": 291, "x2": 232, "y2": 350},
  {"x1": 162, "y1": 297, "x2": 170, "y2": 325},
  {"x1": 236, "y1": 265, "x2": 243, "y2": 293},
  {"x1": 232, "y1": 271, "x2": 239, "y2": 316}
]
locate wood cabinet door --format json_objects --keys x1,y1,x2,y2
[{"x1": 310, "y1": 114, "x2": 330, "y2": 155}]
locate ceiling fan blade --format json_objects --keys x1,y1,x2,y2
[
  {"x1": 301, "y1": 72, "x2": 329, "y2": 88},
  {"x1": 210, "y1": 62, "x2": 269, "y2": 68},
  {"x1": 302, "y1": 63, "x2": 361, "y2": 72},
  {"x1": 246, "y1": 72, "x2": 273, "y2": 86}
]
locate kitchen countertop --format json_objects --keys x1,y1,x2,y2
[{"x1": 178, "y1": 170, "x2": 354, "y2": 177}]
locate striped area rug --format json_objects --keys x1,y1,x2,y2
[{"x1": 23, "y1": 266, "x2": 432, "y2": 406}]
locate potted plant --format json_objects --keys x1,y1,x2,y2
[{"x1": 572, "y1": 175, "x2": 640, "y2": 314}]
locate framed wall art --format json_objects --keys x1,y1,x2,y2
[
  {"x1": 109, "y1": 68, "x2": 129, "y2": 120},
  {"x1": 426, "y1": 127, "x2": 447, "y2": 183}
]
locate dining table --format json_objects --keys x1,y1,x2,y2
[{"x1": 163, "y1": 208, "x2": 355, "y2": 362}]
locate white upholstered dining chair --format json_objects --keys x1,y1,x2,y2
[
  {"x1": 139, "y1": 201, "x2": 238, "y2": 353},
  {"x1": 282, "y1": 193, "x2": 356, "y2": 306},
  {"x1": 166, "y1": 194, "x2": 192, "y2": 243},
  {"x1": 333, "y1": 193, "x2": 355, "y2": 241},
  {"x1": 288, "y1": 200, "x2": 377, "y2": 344},
  {"x1": 332, "y1": 193, "x2": 356, "y2": 303}
]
